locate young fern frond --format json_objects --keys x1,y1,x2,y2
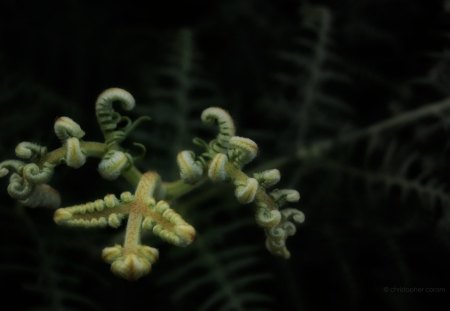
[
  {"x1": 2, "y1": 4, "x2": 450, "y2": 311},
  {"x1": 55, "y1": 171, "x2": 195, "y2": 280},
  {"x1": 177, "y1": 107, "x2": 304, "y2": 258},
  {"x1": 0, "y1": 88, "x2": 303, "y2": 281}
]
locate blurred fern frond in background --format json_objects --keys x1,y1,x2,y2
[
  {"x1": 132, "y1": 29, "x2": 222, "y2": 180},
  {"x1": 274, "y1": 4, "x2": 355, "y2": 147},
  {"x1": 0, "y1": 205, "x2": 105, "y2": 311}
]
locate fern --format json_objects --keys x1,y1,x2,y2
[
  {"x1": 423, "y1": 44, "x2": 450, "y2": 96},
  {"x1": 133, "y1": 29, "x2": 221, "y2": 179},
  {"x1": 158, "y1": 197, "x2": 275, "y2": 311},
  {"x1": 312, "y1": 132, "x2": 450, "y2": 232},
  {"x1": 0, "y1": 77, "x2": 81, "y2": 157},
  {"x1": 151, "y1": 188, "x2": 275, "y2": 311},
  {"x1": 0, "y1": 205, "x2": 103, "y2": 311},
  {"x1": 274, "y1": 4, "x2": 354, "y2": 146},
  {"x1": 1, "y1": 2, "x2": 450, "y2": 310}
]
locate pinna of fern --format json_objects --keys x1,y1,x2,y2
[
  {"x1": 0, "y1": 87, "x2": 304, "y2": 280},
  {"x1": 176, "y1": 107, "x2": 304, "y2": 258}
]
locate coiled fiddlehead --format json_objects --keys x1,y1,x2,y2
[
  {"x1": 1, "y1": 157, "x2": 55, "y2": 203},
  {"x1": 15, "y1": 142, "x2": 47, "y2": 160},
  {"x1": 22, "y1": 162, "x2": 55, "y2": 184},
  {"x1": 177, "y1": 151, "x2": 204, "y2": 184},
  {"x1": 265, "y1": 208, "x2": 305, "y2": 258},
  {"x1": 201, "y1": 107, "x2": 236, "y2": 154},
  {"x1": 96, "y1": 88, "x2": 136, "y2": 140},
  {"x1": 54, "y1": 117, "x2": 85, "y2": 141},
  {"x1": 234, "y1": 177, "x2": 259, "y2": 204},
  {"x1": 177, "y1": 106, "x2": 304, "y2": 257},
  {"x1": 95, "y1": 88, "x2": 151, "y2": 149},
  {"x1": 176, "y1": 108, "x2": 236, "y2": 184},
  {"x1": 54, "y1": 117, "x2": 87, "y2": 169},
  {"x1": 7, "y1": 173, "x2": 34, "y2": 200},
  {"x1": 254, "y1": 169, "x2": 281, "y2": 188},
  {"x1": 208, "y1": 153, "x2": 229, "y2": 182},
  {"x1": 0, "y1": 88, "x2": 304, "y2": 281},
  {"x1": 98, "y1": 150, "x2": 132, "y2": 181},
  {"x1": 0, "y1": 160, "x2": 25, "y2": 178},
  {"x1": 227, "y1": 136, "x2": 258, "y2": 167}
]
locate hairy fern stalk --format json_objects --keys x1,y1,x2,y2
[{"x1": 0, "y1": 88, "x2": 304, "y2": 281}]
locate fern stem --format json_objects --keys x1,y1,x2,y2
[
  {"x1": 334, "y1": 97, "x2": 450, "y2": 145},
  {"x1": 295, "y1": 97, "x2": 450, "y2": 161},
  {"x1": 320, "y1": 159, "x2": 450, "y2": 206},
  {"x1": 38, "y1": 141, "x2": 106, "y2": 166},
  {"x1": 164, "y1": 178, "x2": 206, "y2": 201},
  {"x1": 124, "y1": 172, "x2": 160, "y2": 254},
  {"x1": 128, "y1": 95, "x2": 450, "y2": 211},
  {"x1": 297, "y1": 6, "x2": 332, "y2": 143},
  {"x1": 121, "y1": 165, "x2": 142, "y2": 188}
]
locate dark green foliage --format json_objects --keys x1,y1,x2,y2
[
  {"x1": 1, "y1": 1, "x2": 450, "y2": 310},
  {"x1": 161, "y1": 225, "x2": 273, "y2": 311},
  {"x1": 0, "y1": 206, "x2": 104, "y2": 311},
  {"x1": 274, "y1": 4, "x2": 354, "y2": 146},
  {"x1": 132, "y1": 29, "x2": 221, "y2": 179}
]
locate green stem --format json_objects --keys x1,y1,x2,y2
[
  {"x1": 37, "y1": 139, "x2": 142, "y2": 190},
  {"x1": 163, "y1": 178, "x2": 206, "y2": 201},
  {"x1": 121, "y1": 166, "x2": 143, "y2": 188},
  {"x1": 38, "y1": 141, "x2": 107, "y2": 166}
]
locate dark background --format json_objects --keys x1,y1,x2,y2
[{"x1": 1, "y1": 0, "x2": 450, "y2": 310}]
